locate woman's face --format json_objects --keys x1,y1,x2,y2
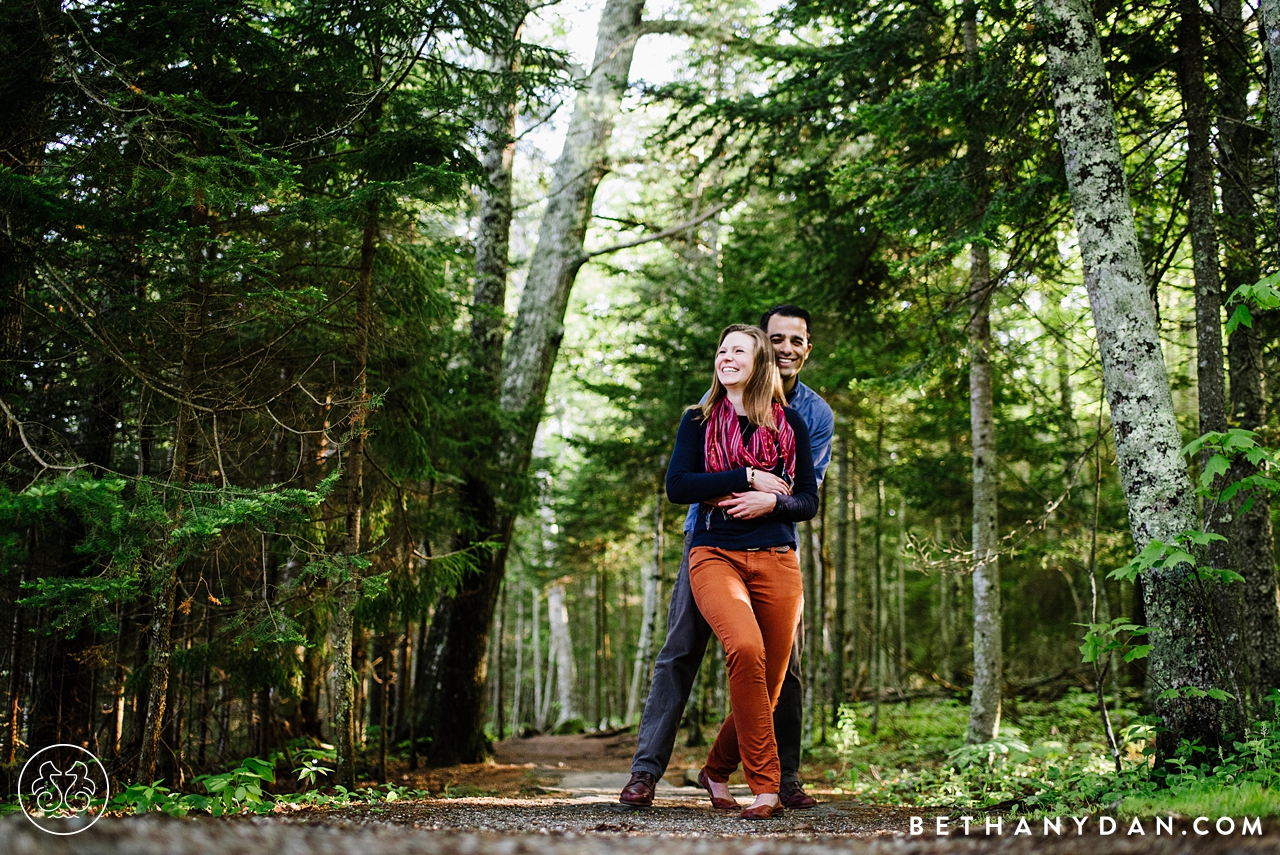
[{"x1": 715, "y1": 331, "x2": 756, "y2": 390}]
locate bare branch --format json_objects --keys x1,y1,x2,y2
[
  {"x1": 582, "y1": 201, "x2": 729, "y2": 260},
  {"x1": 0, "y1": 396, "x2": 89, "y2": 472}
]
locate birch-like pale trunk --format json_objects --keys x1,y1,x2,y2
[
  {"x1": 801, "y1": 519, "x2": 817, "y2": 744},
  {"x1": 626, "y1": 558, "x2": 660, "y2": 722},
  {"x1": 1035, "y1": 0, "x2": 1243, "y2": 759},
  {"x1": 964, "y1": 5, "x2": 1002, "y2": 744},
  {"x1": 1215, "y1": 0, "x2": 1280, "y2": 713},
  {"x1": 532, "y1": 585, "x2": 544, "y2": 730},
  {"x1": 832, "y1": 431, "x2": 849, "y2": 721},
  {"x1": 510, "y1": 572, "x2": 524, "y2": 735},
  {"x1": 547, "y1": 583, "x2": 578, "y2": 727},
  {"x1": 626, "y1": 487, "x2": 663, "y2": 721}
]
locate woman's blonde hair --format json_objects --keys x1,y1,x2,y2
[{"x1": 692, "y1": 324, "x2": 786, "y2": 428}]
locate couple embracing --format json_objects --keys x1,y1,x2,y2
[{"x1": 620, "y1": 305, "x2": 834, "y2": 820}]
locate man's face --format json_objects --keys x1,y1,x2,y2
[{"x1": 767, "y1": 314, "x2": 812, "y2": 382}]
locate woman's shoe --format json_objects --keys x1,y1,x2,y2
[
  {"x1": 740, "y1": 799, "x2": 785, "y2": 820},
  {"x1": 696, "y1": 768, "x2": 739, "y2": 810}
]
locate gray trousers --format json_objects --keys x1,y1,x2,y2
[{"x1": 631, "y1": 532, "x2": 805, "y2": 784}]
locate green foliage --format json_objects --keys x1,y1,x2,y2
[
  {"x1": 827, "y1": 693, "x2": 1148, "y2": 811},
  {"x1": 821, "y1": 693, "x2": 1280, "y2": 817},
  {"x1": 1224, "y1": 271, "x2": 1280, "y2": 334},
  {"x1": 1079, "y1": 618, "x2": 1151, "y2": 665},
  {"x1": 2, "y1": 472, "x2": 334, "y2": 637},
  {"x1": 100, "y1": 747, "x2": 431, "y2": 817}
]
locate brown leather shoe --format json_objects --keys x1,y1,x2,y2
[
  {"x1": 619, "y1": 771, "x2": 657, "y2": 808},
  {"x1": 779, "y1": 780, "x2": 818, "y2": 809},
  {"x1": 696, "y1": 768, "x2": 740, "y2": 810},
  {"x1": 740, "y1": 800, "x2": 786, "y2": 820}
]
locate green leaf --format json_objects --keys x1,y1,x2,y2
[
  {"x1": 1185, "y1": 531, "x2": 1227, "y2": 546},
  {"x1": 1123, "y1": 645, "x2": 1152, "y2": 662},
  {"x1": 1199, "y1": 455, "x2": 1231, "y2": 488},
  {"x1": 1225, "y1": 303, "x2": 1254, "y2": 334}
]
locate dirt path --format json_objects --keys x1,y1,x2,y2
[{"x1": 2, "y1": 734, "x2": 1276, "y2": 854}]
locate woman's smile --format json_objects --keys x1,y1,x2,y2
[{"x1": 716, "y1": 331, "x2": 756, "y2": 388}]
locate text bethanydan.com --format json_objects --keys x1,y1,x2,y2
[{"x1": 908, "y1": 815, "x2": 1262, "y2": 837}]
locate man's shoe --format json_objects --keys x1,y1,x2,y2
[
  {"x1": 619, "y1": 771, "x2": 658, "y2": 808},
  {"x1": 778, "y1": 781, "x2": 818, "y2": 809},
  {"x1": 740, "y1": 800, "x2": 785, "y2": 820},
  {"x1": 696, "y1": 768, "x2": 740, "y2": 810}
]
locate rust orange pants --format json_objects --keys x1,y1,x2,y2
[{"x1": 688, "y1": 545, "x2": 803, "y2": 794}]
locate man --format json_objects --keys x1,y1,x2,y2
[{"x1": 619, "y1": 304, "x2": 835, "y2": 809}]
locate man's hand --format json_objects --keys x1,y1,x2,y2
[
  {"x1": 721, "y1": 491, "x2": 778, "y2": 520},
  {"x1": 751, "y1": 470, "x2": 791, "y2": 496}
]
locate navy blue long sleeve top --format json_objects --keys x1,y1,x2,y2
[{"x1": 666, "y1": 406, "x2": 819, "y2": 550}]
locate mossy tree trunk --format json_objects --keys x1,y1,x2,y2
[{"x1": 1035, "y1": 0, "x2": 1243, "y2": 761}]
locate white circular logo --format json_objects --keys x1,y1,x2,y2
[{"x1": 17, "y1": 744, "x2": 109, "y2": 835}]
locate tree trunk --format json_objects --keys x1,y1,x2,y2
[
  {"x1": 832, "y1": 431, "x2": 849, "y2": 721},
  {"x1": 416, "y1": 0, "x2": 650, "y2": 761},
  {"x1": 1258, "y1": 0, "x2": 1280, "y2": 247},
  {"x1": 1035, "y1": 0, "x2": 1243, "y2": 760},
  {"x1": 871, "y1": 461, "x2": 885, "y2": 733},
  {"x1": 1215, "y1": 0, "x2": 1280, "y2": 713},
  {"x1": 967, "y1": 236, "x2": 1002, "y2": 744},
  {"x1": 532, "y1": 585, "x2": 544, "y2": 730},
  {"x1": 801, "y1": 519, "x2": 817, "y2": 744},
  {"x1": 627, "y1": 483, "x2": 663, "y2": 721},
  {"x1": 964, "y1": 5, "x2": 1002, "y2": 744},
  {"x1": 330, "y1": 203, "x2": 376, "y2": 788},
  {"x1": 547, "y1": 583, "x2": 578, "y2": 728},
  {"x1": 0, "y1": 0, "x2": 59, "y2": 401},
  {"x1": 1179, "y1": 0, "x2": 1249, "y2": 716},
  {"x1": 136, "y1": 259, "x2": 202, "y2": 782},
  {"x1": 509, "y1": 572, "x2": 524, "y2": 736}
]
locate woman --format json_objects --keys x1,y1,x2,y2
[{"x1": 665, "y1": 324, "x2": 818, "y2": 820}]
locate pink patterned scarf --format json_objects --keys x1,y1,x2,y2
[{"x1": 702, "y1": 396, "x2": 796, "y2": 480}]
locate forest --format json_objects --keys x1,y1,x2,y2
[{"x1": 3, "y1": 0, "x2": 1280, "y2": 809}]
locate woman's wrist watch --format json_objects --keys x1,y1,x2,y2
[{"x1": 747, "y1": 467, "x2": 755, "y2": 488}]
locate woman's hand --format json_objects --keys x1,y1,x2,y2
[
  {"x1": 720, "y1": 491, "x2": 778, "y2": 520},
  {"x1": 750, "y1": 469, "x2": 791, "y2": 496}
]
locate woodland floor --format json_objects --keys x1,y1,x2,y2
[{"x1": 3, "y1": 732, "x2": 1278, "y2": 854}]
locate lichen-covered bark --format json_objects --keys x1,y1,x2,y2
[
  {"x1": 1035, "y1": 0, "x2": 1242, "y2": 760},
  {"x1": 1216, "y1": 0, "x2": 1280, "y2": 713}
]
